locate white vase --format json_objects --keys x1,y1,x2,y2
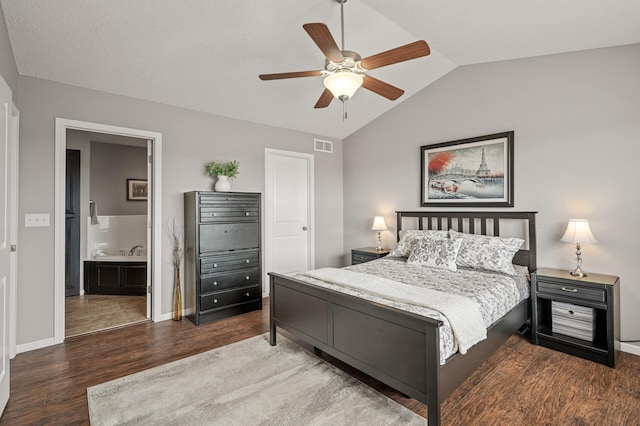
[{"x1": 215, "y1": 175, "x2": 231, "y2": 192}]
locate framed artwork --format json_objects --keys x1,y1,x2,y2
[
  {"x1": 421, "y1": 131, "x2": 514, "y2": 207},
  {"x1": 127, "y1": 179, "x2": 148, "y2": 201}
]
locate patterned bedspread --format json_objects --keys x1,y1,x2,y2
[{"x1": 293, "y1": 257, "x2": 530, "y2": 364}]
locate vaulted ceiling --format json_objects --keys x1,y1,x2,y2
[{"x1": 2, "y1": 0, "x2": 639, "y2": 139}]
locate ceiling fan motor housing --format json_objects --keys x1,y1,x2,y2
[{"x1": 325, "y1": 50, "x2": 364, "y2": 73}]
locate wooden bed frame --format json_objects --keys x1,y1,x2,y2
[{"x1": 269, "y1": 211, "x2": 537, "y2": 425}]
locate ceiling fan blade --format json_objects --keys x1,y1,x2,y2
[
  {"x1": 362, "y1": 75, "x2": 404, "y2": 101},
  {"x1": 314, "y1": 89, "x2": 334, "y2": 109},
  {"x1": 360, "y1": 40, "x2": 430, "y2": 70},
  {"x1": 259, "y1": 70, "x2": 323, "y2": 80},
  {"x1": 303, "y1": 23, "x2": 344, "y2": 63}
]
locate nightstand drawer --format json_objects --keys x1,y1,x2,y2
[
  {"x1": 353, "y1": 253, "x2": 376, "y2": 264},
  {"x1": 537, "y1": 280, "x2": 605, "y2": 303}
]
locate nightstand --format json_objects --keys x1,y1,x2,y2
[
  {"x1": 531, "y1": 268, "x2": 620, "y2": 367},
  {"x1": 351, "y1": 247, "x2": 390, "y2": 265}
]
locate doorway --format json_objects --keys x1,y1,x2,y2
[
  {"x1": 54, "y1": 119, "x2": 163, "y2": 344},
  {"x1": 65, "y1": 134, "x2": 150, "y2": 337},
  {"x1": 264, "y1": 149, "x2": 315, "y2": 294}
]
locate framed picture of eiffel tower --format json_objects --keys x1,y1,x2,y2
[{"x1": 421, "y1": 131, "x2": 514, "y2": 207}]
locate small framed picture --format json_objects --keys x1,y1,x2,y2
[
  {"x1": 421, "y1": 131, "x2": 514, "y2": 207},
  {"x1": 127, "y1": 179, "x2": 148, "y2": 201}
]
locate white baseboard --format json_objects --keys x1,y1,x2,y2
[
  {"x1": 17, "y1": 337, "x2": 57, "y2": 354},
  {"x1": 154, "y1": 312, "x2": 174, "y2": 322},
  {"x1": 620, "y1": 342, "x2": 640, "y2": 356}
]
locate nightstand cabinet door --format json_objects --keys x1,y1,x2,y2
[
  {"x1": 531, "y1": 268, "x2": 619, "y2": 368},
  {"x1": 351, "y1": 247, "x2": 390, "y2": 265}
]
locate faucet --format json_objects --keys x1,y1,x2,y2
[{"x1": 129, "y1": 245, "x2": 144, "y2": 256}]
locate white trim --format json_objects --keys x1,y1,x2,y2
[
  {"x1": 8, "y1": 104, "x2": 18, "y2": 360},
  {"x1": 16, "y1": 337, "x2": 56, "y2": 354},
  {"x1": 621, "y1": 342, "x2": 640, "y2": 357},
  {"x1": 54, "y1": 119, "x2": 163, "y2": 346},
  {"x1": 264, "y1": 148, "x2": 315, "y2": 294}
]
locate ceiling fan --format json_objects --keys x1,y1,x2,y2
[{"x1": 259, "y1": 0, "x2": 431, "y2": 116}]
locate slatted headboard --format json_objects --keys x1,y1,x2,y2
[{"x1": 396, "y1": 211, "x2": 537, "y2": 272}]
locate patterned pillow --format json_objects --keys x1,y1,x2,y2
[
  {"x1": 388, "y1": 230, "x2": 449, "y2": 258},
  {"x1": 406, "y1": 237, "x2": 463, "y2": 272},
  {"x1": 449, "y1": 229, "x2": 524, "y2": 276}
]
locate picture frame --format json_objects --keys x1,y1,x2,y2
[
  {"x1": 421, "y1": 131, "x2": 514, "y2": 207},
  {"x1": 127, "y1": 179, "x2": 148, "y2": 201}
]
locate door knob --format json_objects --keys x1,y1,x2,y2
[{"x1": 302, "y1": 226, "x2": 308, "y2": 231}]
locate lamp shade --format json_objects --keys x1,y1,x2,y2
[
  {"x1": 323, "y1": 71, "x2": 363, "y2": 99},
  {"x1": 371, "y1": 216, "x2": 388, "y2": 231},
  {"x1": 560, "y1": 219, "x2": 598, "y2": 244}
]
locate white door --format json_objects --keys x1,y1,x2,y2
[
  {"x1": 265, "y1": 150, "x2": 314, "y2": 291},
  {"x1": 0, "y1": 73, "x2": 13, "y2": 413}
]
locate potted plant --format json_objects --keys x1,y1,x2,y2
[{"x1": 206, "y1": 160, "x2": 239, "y2": 192}]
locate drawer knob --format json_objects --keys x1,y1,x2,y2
[
  {"x1": 245, "y1": 259, "x2": 250, "y2": 264},
  {"x1": 213, "y1": 213, "x2": 217, "y2": 217},
  {"x1": 214, "y1": 299, "x2": 218, "y2": 303},
  {"x1": 561, "y1": 287, "x2": 578, "y2": 293},
  {"x1": 245, "y1": 276, "x2": 250, "y2": 280},
  {"x1": 245, "y1": 212, "x2": 250, "y2": 216},
  {"x1": 213, "y1": 263, "x2": 218, "y2": 268},
  {"x1": 213, "y1": 282, "x2": 218, "y2": 286},
  {"x1": 246, "y1": 292, "x2": 250, "y2": 297}
]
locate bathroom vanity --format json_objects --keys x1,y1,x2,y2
[{"x1": 84, "y1": 260, "x2": 147, "y2": 295}]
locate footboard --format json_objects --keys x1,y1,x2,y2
[{"x1": 269, "y1": 272, "x2": 443, "y2": 424}]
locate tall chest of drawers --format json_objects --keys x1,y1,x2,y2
[{"x1": 184, "y1": 191, "x2": 262, "y2": 325}]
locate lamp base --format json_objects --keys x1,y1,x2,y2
[{"x1": 569, "y1": 267, "x2": 587, "y2": 278}]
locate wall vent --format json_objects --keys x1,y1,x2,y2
[{"x1": 314, "y1": 138, "x2": 333, "y2": 153}]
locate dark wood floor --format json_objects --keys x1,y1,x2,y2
[{"x1": 2, "y1": 299, "x2": 639, "y2": 425}]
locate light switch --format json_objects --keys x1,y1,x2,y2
[{"x1": 25, "y1": 213, "x2": 50, "y2": 227}]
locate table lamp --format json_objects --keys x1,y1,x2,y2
[
  {"x1": 371, "y1": 216, "x2": 388, "y2": 252},
  {"x1": 560, "y1": 219, "x2": 598, "y2": 278}
]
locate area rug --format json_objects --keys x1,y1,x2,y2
[{"x1": 87, "y1": 334, "x2": 427, "y2": 425}]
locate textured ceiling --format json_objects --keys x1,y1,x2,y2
[{"x1": 2, "y1": 0, "x2": 639, "y2": 139}]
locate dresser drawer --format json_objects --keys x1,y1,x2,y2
[
  {"x1": 200, "y1": 250, "x2": 259, "y2": 274},
  {"x1": 199, "y1": 193, "x2": 259, "y2": 223},
  {"x1": 537, "y1": 280, "x2": 605, "y2": 303},
  {"x1": 201, "y1": 268, "x2": 260, "y2": 293},
  {"x1": 199, "y1": 223, "x2": 260, "y2": 253},
  {"x1": 200, "y1": 284, "x2": 261, "y2": 311}
]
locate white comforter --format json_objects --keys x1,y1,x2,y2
[{"x1": 302, "y1": 268, "x2": 486, "y2": 354}]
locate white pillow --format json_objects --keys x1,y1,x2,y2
[
  {"x1": 388, "y1": 230, "x2": 449, "y2": 258},
  {"x1": 406, "y1": 237, "x2": 463, "y2": 272},
  {"x1": 449, "y1": 229, "x2": 524, "y2": 276}
]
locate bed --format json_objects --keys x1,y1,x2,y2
[{"x1": 268, "y1": 211, "x2": 537, "y2": 426}]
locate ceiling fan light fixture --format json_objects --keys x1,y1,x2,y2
[{"x1": 323, "y1": 71, "x2": 363, "y2": 100}]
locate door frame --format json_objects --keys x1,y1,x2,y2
[
  {"x1": 8, "y1": 104, "x2": 19, "y2": 359},
  {"x1": 54, "y1": 118, "x2": 163, "y2": 344},
  {"x1": 264, "y1": 148, "x2": 315, "y2": 295}
]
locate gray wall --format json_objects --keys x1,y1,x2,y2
[
  {"x1": 90, "y1": 141, "x2": 147, "y2": 216},
  {"x1": 344, "y1": 44, "x2": 640, "y2": 346},
  {"x1": 17, "y1": 75, "x2": 343, "y2": 345},
  {"x1": 0, "y1": 4, "x2": 18, "y2": 101}
]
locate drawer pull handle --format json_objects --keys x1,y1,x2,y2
[
  {"x1": 213, "y1": 213, "x2": 217, "y2": 217},
  {"x1": 213, "y1": 282, "x2": 218, "y2": 286},
  {"x1": 245, "y1": 276, "x2": 250, "y2": 280},
  {"x1": 245, "y1": 259, "x2": 250, "y2": 264},
  {"x1": 569, "y1": 310, "x2": 575, "y2": 315},
  {"x1": 214, "y1": 299, "x2": 218, "y2": 303},
  {"x1": 245, "y1": 212, "x2": 250, "y2": 216},
  {"x1": 213, "y1": 263, "x2": 218, "y2": 268},
  {"x1": 561, "y1": 287, "x2": 578, "y2": 293},
  {"x1": 246, "y1": 292, "x2": 250, "y2": 297}
]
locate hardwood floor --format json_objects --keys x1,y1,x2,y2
[
  {"x1": 65, "y1": 295, "x2": 147, "y2": 338},
  {"x1": 3, "y1": 299, "x2": 639, "y2": 425}
]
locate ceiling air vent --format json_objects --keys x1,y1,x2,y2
[{"x1": 314, "y1": 138, "x2": 333, "y2": 153}]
